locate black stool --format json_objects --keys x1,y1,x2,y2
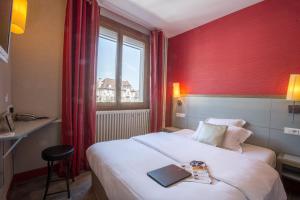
[{"x1": 42, "y1": 145, "x2": 74, "y2": 199}]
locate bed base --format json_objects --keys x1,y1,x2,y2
[{"x1": 91, "y1": 170, "x2": 109, "y2": 200}]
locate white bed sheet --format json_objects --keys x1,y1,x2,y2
[
  {"x1": 242, "y1": 143, "x2": 276, "y2": 168},
  {"x1": 87, "y1": 139, "x2": 247, "y2": 200},
  {"x1": 132, "y1": 133, "x2": 285, "y2": 200},
  {"x1": 173, "y1": 129, "x2": 276, "y2": 168}
]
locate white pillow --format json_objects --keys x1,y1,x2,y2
[
  {"x1": 205, "y1": 118, "x2": 246, "y2": 127},
  {"x1": 221, "y1": 126, "x2": 252, "y2": 152},
  {"x1": 194, "y1": 121, "x2": 204, "y2": 133},
  {"x1": 192, "y1": 121, "x2": 227, "y2": 147}
]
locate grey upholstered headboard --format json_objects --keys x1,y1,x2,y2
[{"x1": 172, "y1": 96, "x2": 300, "y2": 156}]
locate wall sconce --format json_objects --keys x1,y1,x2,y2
[
  {"x1": 11, "y1": 0, "x2": 28, "y2": 34},
  {"x1": 286, "y1": 74, "x2": 300, "y2": 120},
  {"x1": 173, "y1": 82, "x2": 182, "y2": 106}
]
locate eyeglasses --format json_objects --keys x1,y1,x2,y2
[{"x1": 190, "y1": 160, "x2": 204, "y2": 167}]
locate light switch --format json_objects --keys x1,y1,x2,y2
[{"x1": 284, "y1": 127, "x2": 300, "y2": 136}]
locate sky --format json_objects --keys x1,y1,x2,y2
[{"x1": 97, "y1": 37, "x2": 142, "y2": 91}]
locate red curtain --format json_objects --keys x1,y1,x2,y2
[
  {"x1": 62, "y1": 0, "x2": 99, "y2": 176},
  {"x1": 150, "y1": 31, "x2": 165, "y2": 132}
]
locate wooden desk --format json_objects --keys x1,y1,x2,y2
[
  {"x1": 0, "y1": 118, "x2": 57, "y2": 189},
  {"x1": 0, "y1": 118, "x2": 56, "y2": 158}
]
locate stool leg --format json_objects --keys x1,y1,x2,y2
[
  {"x1": 43, "y1": 161, "x2": 52, "y2": 200},
  {"x1": 70, "y1": 156, "x2": 75, "y2": 182},
  {"x1": 65, "y1": 159, "x2": 71, "y2": 199}
]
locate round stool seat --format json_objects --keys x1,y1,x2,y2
[{"x1": 42, "y1": 145, "x2": 74, "y2": 161}]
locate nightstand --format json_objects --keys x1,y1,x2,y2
[
  {"x1": 277, "y1": 153, "x2": 300, "y2": 182},
  {"x1": 162, "y1": 126, "x2": 181, "y2": 133}
]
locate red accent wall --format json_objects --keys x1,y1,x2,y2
[{"x1": 166, "y1": 0, "x2": 300, "y2": 125}]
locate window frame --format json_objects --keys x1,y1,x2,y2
[{"x1": 97, "y1": 16, "x2": 150, "y2": 111}]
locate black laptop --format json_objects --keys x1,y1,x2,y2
[{"x1": 147, "y1": 164, "x2": 191, "y2": 187}]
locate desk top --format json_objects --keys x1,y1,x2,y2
[{"x1": 0, "y1": 118, "x2": 56, "y2": 140}]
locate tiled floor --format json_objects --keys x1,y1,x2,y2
[
  {"x1": 8, "y1": 171, "x2": 300, "y2": 200},
  {"x1": 8, "y1": 171, "x2": 96, "y2": 200}
]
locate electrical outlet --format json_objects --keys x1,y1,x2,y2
[
  {"x1": 284, "y1": 127, "x2": 300, "y2": 136},
  {"x1": 176, "y1": 113, "x2": 186, "y2": 118}
]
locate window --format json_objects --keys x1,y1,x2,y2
[
  {"x1": 121, "y1": 36, "x2": 145, "y2": 103},
  {"x1": 97, "y1": 27, "x2": 118, "y2": 103},
  {"x1": 96, "y1": 17, "x2": 149, "y2": 110}
]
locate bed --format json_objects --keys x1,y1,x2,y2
[{"x1": 87, "y1": 129, "x2": 286, "y2": 200}]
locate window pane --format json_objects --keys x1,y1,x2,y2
[
  {"x1": 96, "y1": 27, "x2": 118, "y2": 103},
  {"x1": 121, "y1": 36, "x2": 145, "y2": 103}
]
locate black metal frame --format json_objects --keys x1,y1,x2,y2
[{"x1": 43, "y1": 157, "x2": 74, "y2": 200}]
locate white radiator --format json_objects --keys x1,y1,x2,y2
[{"x1": 96, "y1": 109, "x2": 150, "y2": 142}]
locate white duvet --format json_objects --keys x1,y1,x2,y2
[{"x1": 87, "y1": 132, "x2": 286, "y2": 200}]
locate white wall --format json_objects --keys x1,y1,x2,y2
[{"x1": 10, "y1": 0, "x2": 66, "y2": 174}]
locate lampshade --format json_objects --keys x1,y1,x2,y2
[
  {"x1": 286, "y1": 74, "x2": 300, "y2": 101},
  {"x1": 11, "y1": 0, "x2": 28, "y2": 34},
  {"x1": 173, "y1": 82, "x2": 180, "y2": 98}
]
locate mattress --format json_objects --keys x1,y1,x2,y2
[
  {"x1": 242, "y1": 143, "x2": 276, "y2": 168},
  {"x1": 87, "y1": 132, "x2": 286, "y2": 200},
  {"x1": 173, "y1": 129, "x2": 277, "y2": 168}
]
